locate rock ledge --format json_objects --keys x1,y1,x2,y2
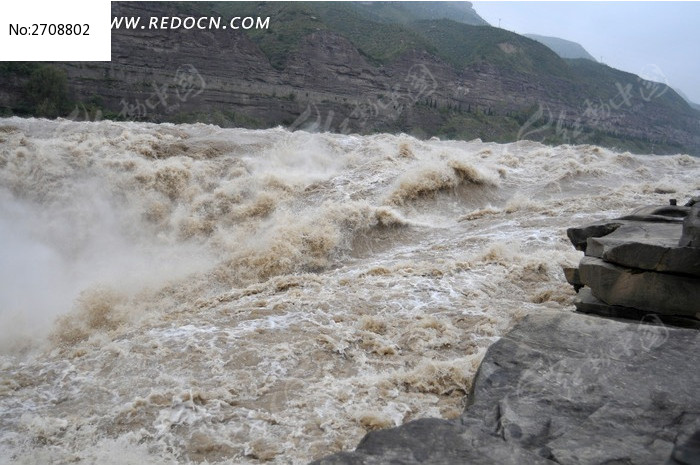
[
  {"x1": 312, "y1": 311, "x2": 700, "y2": 464},
  {"x1": 567, "y1": 202, "x2": 700, "y2": 327}
]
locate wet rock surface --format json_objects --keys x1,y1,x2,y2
[
  {"x1": 568, "y1": 202, "x2": 700, "y2": 324},
  {"x1": 585, "y1": 222, "x2": 700, "y2": 276},
  {"x1": 574, "y1": 287, "x2": 700, "y2": 329},
  {"x1": 578, "y1": 256, "x2": 700, "y2": 316},
  {"x1": 669, "y1": 431, "x2": 700, "y2": 465},
  {"x1": 680, "y1": 204, "x2": 700, "y2": 248},
  {"x1": 312, "y1": 311, "x2": 700, "y2": 464}
]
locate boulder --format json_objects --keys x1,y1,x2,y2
[
  {"x1": 680, "y1": 204, "x2": 700, "y2": 248},
  {"x1": 562, "y1": 266, "x2": 583, "y2": 291},
  {"x1": 578, "y1": 256, "x2": 700, "y2": 318},
  {"x1": 311, "y1": 311, "x2": 700, "y2": 465},
  {"x1": 566, "y1": 204, "x2": 690, "y2": 253},
  {"x1": 585, "y1": 222, "x2": 700, "y2": 277},
  {"x1": 566, "y1": 220, "x2": 624, "y2": 252},
  {"x1": 566, "y1": 203, "x2": 700, "y2": 325},
  {"x1": 574, "y1": 287, "x2": 700, "y2": 329}
]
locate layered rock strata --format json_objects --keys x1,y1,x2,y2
[{"x1": 566, "y1": 201, "x2": 700, "y2": 327}]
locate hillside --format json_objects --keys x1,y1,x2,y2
[
  {"x1": 674, "y1": 86, "x2": 700, "y2": 112},
  {"x1": 1, "y1": 1, "x2": 699, "y2": 155},
  {"x1": 525, "y1": 33, "x2": 597, "y2": 61},
  {"x1": 348, "y1": 1, "x2": 489, "y2": 26}
]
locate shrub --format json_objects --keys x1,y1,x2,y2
[{"x1": 24, "y1": 65, "x2": 70, "y2": 117}]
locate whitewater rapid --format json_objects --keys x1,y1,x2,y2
[{"x1": 0, "y1": 117, "x2": 697, "y2": 464}]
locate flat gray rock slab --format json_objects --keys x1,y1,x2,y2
[
  {"x1": 312, "y1": 312, "x2": 700, "y2": 465},
  {"x1": 579, "y1": 256, "x2": 700, "y2": 317},
  {"x1": 567, "y1": 204, "x2": 690, "y2": 253},
  {"x1": 585, "y1": 222, "x2": 700, "y2": 277},
  {"x1": 574, "y1": 287, "x2": 700, "y2": 329},
  {"x1": 567, "y1": 220, "x2": 626, "y2": 252}
]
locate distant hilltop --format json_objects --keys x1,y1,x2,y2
[
  {"x1": 352, "y1": 1, "x2": 488, "y2": 26},
  {"x1": 524, "y1": 34, "x2": 597, "y2": 61},
  {"x1": 674, "y1": 87, "x2": 700, "y2": 112}
]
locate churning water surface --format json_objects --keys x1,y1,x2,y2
[{"x1": 0, "y1": 118, "x2": 697, "y2": 464}]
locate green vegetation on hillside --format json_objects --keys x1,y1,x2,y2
[
  {"x1": 2, "y1": 2, "x2": 696, "y2": 156},
  {"x1": 211, "y1": 2, "x2": 437, "y2": 68},
  {"x1": 210, "y1": 1, "x2": 565, "y2": 76},
  {"x1": 428, "y1": 106, "x2": 685, "y2": 155},
  {"x1": 408, "y1": 20, "x2": 569, "y2": 78},
  {"x1": 566, "y1": 59, "x2": 694, "y2": 116},
  {"x1": 213, "y1": 2, "x2": 330, "y2": 69},
  {"x1": 348, "y1": 1, "x2": 488, "y2": 26},
  {"x1": 0, "y1": 63, "x2": 70, "y2": 117}
]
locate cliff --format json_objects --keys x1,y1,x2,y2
[{"x1": 1, "y1": 1, "x2": 699, "y2": 155}]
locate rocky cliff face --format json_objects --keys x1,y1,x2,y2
[{"x1": 4, "y1": 2, "x2": 700, "y2": 154}]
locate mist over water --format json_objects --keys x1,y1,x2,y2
[{"x1": 0, "y1": 117, "x2": 698, "y2": 464}]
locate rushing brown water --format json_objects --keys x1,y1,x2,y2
[{"x1": 0, "y1": 117, "x2": 697, "y2": 464}]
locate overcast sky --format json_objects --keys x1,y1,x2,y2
[{"x1": 472, "y1": 2, "x2": 700, "y2": 103}]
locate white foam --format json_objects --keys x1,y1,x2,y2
[{"x1": 0, "y1": 117, "x2": 697, "y2": 464}]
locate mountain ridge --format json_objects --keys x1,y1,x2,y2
[
  {"x1": 524, "y1": 33, "x2": 597, "y2": 61},
  {"x1": 1, "y1": 1, "x2": 698, "y2": 155}
]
